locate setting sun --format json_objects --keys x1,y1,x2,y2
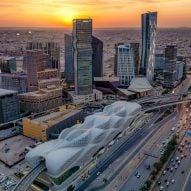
[{"x1": 57, "y1": 10, "x2": 78, "y2": 26}]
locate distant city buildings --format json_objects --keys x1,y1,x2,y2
[
  {"x1": 73, "y1": 19, "x2": 93, "y2": 95},
  {"x1": 0, "y1": 56, "x2": 16, "y2": 73},
  {"x1": 116, "y1": 44, "x2": 135, "y2": 86},
  {"x1": 140, "y1": 12, "x2": 157, "y2": 82},
  {"x1": 0, "y1": 89, "x2": 20, "y2": 123}
]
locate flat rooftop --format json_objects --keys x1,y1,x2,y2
[
  {"x1": 0, "y1": 135, "x2": 35, "y2": 167},
  {"x1": 29, "y1": 109, "x2": 82, "y2": 127},
  {"x1": 0, "y1": 88, "x2": 18, "y2": 97}
]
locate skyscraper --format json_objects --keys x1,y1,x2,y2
[
  {"x1": 73, "y1": 19, "x2": 93, "y2": 95},
  {"x1": 64, "y1": 34, "x2": 74, "y2": 84},
  {"x1": 140, "y1": 12, "x2": 157, "y2": 81},
  {"x1": 163, "y1": 45, "x2": 177, "y2": 88},
  {"x1": 92, "y1": 36, "x2": 103, "y2": 78},
  {"x1": 116, "y1": 44, "x2": 135, "y2": 86},
  {"x1": 130, "y1": 43, "x2": 140, "y2": 76}
]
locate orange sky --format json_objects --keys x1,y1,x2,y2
[{"x1": 0, "y1": 0, "x2": 191, "y2": 28}]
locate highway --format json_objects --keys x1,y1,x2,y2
[
  {"x1": 119, "y1": 111, "x2": 180, "y2": 191},
  {"x1": 12, "y1": 162, "x2": 46, "y2": 191},
  {"x1": 76, "y1": 110, "x2": 178, "y2": 191}
]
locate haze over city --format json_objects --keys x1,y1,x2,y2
[{"x1": 0, "y1": 0, "x2": 191, "y2": 28}]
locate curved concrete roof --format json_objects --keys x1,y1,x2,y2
[{"x1": 26, "y1": 101, "x2": 141, "y2": 178}]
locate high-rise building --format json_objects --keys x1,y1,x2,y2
[
  {"x1": 92, "y1": 36, "x2": 103, "y2": 78},
  {"x1": 73, "y1": 19, "x2": 93, "y2": 95},
  {"x1": 130, "y1": 43, "x2": 140, "y2": 76},
  {"x1": 154, "y1": 52, "x2": 165, "y2": 76},
  {"x1": 0, "y1": 89, "x2": 20, "y2": 123},
  {"x1": 65, "y1": 34, "x2": 103, "y2": 85},
  {"x1": 64, "y1": 34, "x2": 74, "y2": 84},
  {"x1": 140, "y1": 12, "x2": 157, "y2": 81},
  {"x1": 116, "y1": 44, "x2": 135, "y2": 86},
  {"x1": 163, "y1": 45, "x2": 177, "y2": 88}
]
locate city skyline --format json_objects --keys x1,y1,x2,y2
[{"x1": 0, "y1": 0, "x2": 191, "y2": 28}]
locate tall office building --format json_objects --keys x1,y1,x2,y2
[
  {"x1": 92, "y1": 36, "x2": 103, "y2": 78},
  {"x1": 163, "y1": 45, "x2": 177, "y2": 88},
  {"x1": 140, "y1": 12, "x2": 157, "y2": 81},
  {"x1": 65, "y1": 34, "x2": 103, "y2": 85},
  {"x1": 116, "y1": 44, "x2": 135, "y2": 86},
  {"x1": 130, "y1": 43, "x2": 140, "y2": 75},
  {"x1": 64, "y1": 34, "x2": 74, "y2": 84},
  {"x1": 73, "y1": 19, "x2": 93, "y2": 95}
]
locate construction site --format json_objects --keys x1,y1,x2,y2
[{"x1": 19, "y1": 86, "x2": 62, "y2": 113}]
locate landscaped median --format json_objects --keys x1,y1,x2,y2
[{"x1": 139, "y1": 135, "x2": 177, "y2": 191}]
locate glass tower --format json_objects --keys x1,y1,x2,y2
[
  {"x1": 140, "y1": 12, "x2": 157, "y2": 82},
  {"x1": 116, "y1": 44, "x2": 135, "y2": 86},
  {"x1": 73, "y1": 19, "x2": 93, "y2": 95}
]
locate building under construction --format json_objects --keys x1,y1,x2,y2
[
  {"x1": 24, "y1": 50, "x2": 60, "y2": 92},
  {"x1": 19, "y1": 86, "x2": 62, "y2": 113}
]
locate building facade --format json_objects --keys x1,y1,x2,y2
[
  {"x1": 92, "y1": 36, "x2": 103, "y2": 78},
  {"x1": 163, "y1": 45, "x2": 177, "y2": 88},
  {"x1": 73, "y1": 19, "x2": 93, "y2": 95},
  {"x1": 64, "y1": 34, "x2": 74, "y2": 84},
  {"x1": 116, "y1": 44, "x2": 135, "y2": 86},
  {"x1": 0, "y1": 73, "x2": 27, "y2": 93},
  {"x1": 140, "y1": 12, "x2": 157, "y2": 81},
  {"x1": 0, "y1": 57, "x2": 16, "y2": 73},
  {"x1": 0, "y1": 89, "x2": 20, "y2": 123}
]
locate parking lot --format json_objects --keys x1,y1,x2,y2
[{"x1": 0, "y1": 135, "x2": 35, "y2": 167}]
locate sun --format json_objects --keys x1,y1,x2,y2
[{"x1": 58, "y1": 10, "x2": 78, "y2": 26}]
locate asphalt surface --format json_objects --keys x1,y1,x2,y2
[
  {"x1": 76, "y1": 110, "x2": 178, "y2": 191},
  {"x1": 119, "y1": 111, "x2": 179, "y2": 191}
]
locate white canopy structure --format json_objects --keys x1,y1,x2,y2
[{"x1": 26, "y1": 101, "x2": 141, "y2": 178}]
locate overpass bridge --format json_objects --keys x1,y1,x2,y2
[
  {"x1": 12, "y1": 98, "x2": 191, "y2": 191},
  {"x1": 12, "y1": 162, "x2": 46, "y2": 191}
]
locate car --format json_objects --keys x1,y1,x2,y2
[
  {"x1": 171, "y1": 179, "x2": 175, "y2": 184},
  {"x1": 172, "y1": 162, "x2": 176, "y2": 166},
  {"x1": 178, "y1": 160, "x2": 181, "y2": 165},
  {"x1": 146, "y1": 165, "x2": 151, "y2": 170},
  {"x1": 166, "y1": 182, "x2": 170, "y2": 187},
  {"x1": 181, "y1": 170, "x2": 185, "y2": 174},
  {"x1": 136, "y1": 173, "x2": 141, "y2": 178},
  {"x1": 184, "y1": 154, "x2": 187, "y2": 158},
  {"x1": 134, "y1": 171, "x2": 138, "y2": 176},
  {"x1": 158, "y1": 181, "x2": 161, "y2": 186},
  {"x1": 175, "y1": 165, "x2": 178, "y2": 169},
  {"x1": 181, "y1": 154, "x2": 184, "y2": 159},
  {"x1": 96, "y1": 171, "x2": 101, "y2": 176},
  {"x1": 166, "y1": 167, "x2": 170, "y2": 171},
  {"x1": 160, "y1": 186, "x2": 164, "y2": 191},
  {"x1": 164, "y1": 179, "x2": 168, "y2": 183},
  {"x1": 170, "y1": 167, "x2": 174, "y2": 172},
  {"x1": 163, "y1": 170, "x2": 166, "y2": 175},
  {"x1": 176, "y1": 156, "x2": 179, "y2": 161}
]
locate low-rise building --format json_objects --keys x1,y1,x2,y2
[{"x1": 23, "y1": 107, "x2": 84, "y2": 141}]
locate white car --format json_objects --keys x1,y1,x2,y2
[
  {"x1": 160, "y1": 186, "x2": 164, "y2": 190},
  {"x1": 171, "y1": 179, "x2": 175, "y2": 184}
]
